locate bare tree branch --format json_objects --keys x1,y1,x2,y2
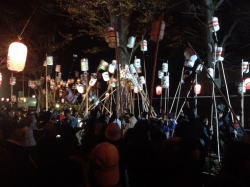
[
  {"x1": 215, "y1": 0, "x2": 225, "y2": 10},
  {"x1": 221, "y1": 21, "x2": 237, "y2": 47}
]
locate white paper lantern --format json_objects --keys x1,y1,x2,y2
[
  {"x1": 81, "y1": 58, "x2": 89, "y2": 71},
  {"x1": 185, "y1": 55, "x2": 197, "y2": 68},
  {"x1": 76, "y1": 84, "x2": 84, "y2": 94},
  {"x1": 129, "y1": 64, "x2": 137, "y2": 74},
  {"x1": 139, "y1": 76, "x2": 146, "y2": 84},
  {"x1": 89, "y1": 73, "x2": 97, "y2": 86},
  {"x1": 196, "y1": 64, "x2": 203, "y2": 73},
  {"x1": 209, "y1": 17, "x2": 220, "y2": 32},
  {"x1": 134, "y1": 58, "x2": 142, "y2": 73},
  {"x1": 238, "y1": 83, "x2": 246, "y2": 94},
  {"x1": 216, "y1": 47, "x2": 224, "y2": 61},
  {"x1": 127, "y1": 36, "x2": 136, "y2": 48},
  {"x1": 162, "y1": 63, "x2": 168, "y2": 73},
  {"x1": 242, "y1": 61, "x2": 249, "y2": 74},
  {"x1": 134, "y1": 86, "x2": 139, "y2": 93},
  {"x1": 158, "y1": 70, "x2": 164, "y2": 79},
  {"x1": 46, "y1": 56, "x2": 53, "y2": 66},
  {"x1": 55, "y1": 65, "x2": 61, "y2": 72},
  {"x1": 108, "y1": 64, "x2": 116, "y2": 74},
  {"x1": 162, "y1": 75, "x2": 169, "y2": 88},
  {"x1": 140, "y1": 40, "x2": 148, "y2": 51},
  {"x1": 89, "y1": 78, "x2": 97, "y2": 86},
  {"x1": 0, "y1": 73, "x2": 2, "y2": 86},
  {"x1": 7, "y1": 41, "x2": 27, "y2": 72},
  {"x1": 102, "y1": 72, "x2": 110, "y2": 81}
]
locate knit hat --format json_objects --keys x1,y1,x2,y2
[
  {"x1": 105, "y1": 123, "x2": 121, "y2": 142},
  {"x1": 91, "y1": 142, "x2": 120, "y2": 186}
]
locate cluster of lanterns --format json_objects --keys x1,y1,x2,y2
[{"x1": 156, "y1": 62, "x2": 169, "y2": 95}]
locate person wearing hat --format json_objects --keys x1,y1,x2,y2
[
  {"x1": 105, "y1": 123, "x2": 122, "y2": 143},
  {"x1": 90, "y1": 142, "x2": 120, "y2": 187}
]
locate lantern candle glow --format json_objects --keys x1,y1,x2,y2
[{"x1": 7, "y1": 41, "x2": 27, "y2": 72}]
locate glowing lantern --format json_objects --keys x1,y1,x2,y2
[
  {"x1": 244, "y1": 78, "x2": 250, "y2": 90},
  {"x1": 156, "y1": 86, "x2": 162, "y2": 95},
  {"x1": 134, "y1": 87, "x2": 139, "y2": 93},
  {"x1": 127, "y1": 36, "x2": 136, "y2": 48},
  {"x1": 76, "y1": 84, "x2": 84, "y2": 94},
  {"x1": 194, "y1": 84, "x2": 202, "y2": 95},
  {"x1": 102, "y1": 72, "x2": 110, "y2": 81},
  {"x1": 1, "y1": 97, "x2": 4, "y2": 101},
  {"x1": 7, "y1": 41, "x2": 27, "y2": 72},
  {"x1": 32, "y1": 95, "x2": 36, "y2": 98},
  {"x1": 140, "y1": 40, "x2": 148, "y2": 52},
  {"x1": 6, "y1": 98, "x2": 10, "y2": 102}
]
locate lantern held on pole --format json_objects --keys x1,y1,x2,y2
[{"x1": 156, "y1": 86, "x2": 162, "y2": 95}]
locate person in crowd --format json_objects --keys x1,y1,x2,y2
[
  {"x1": 89, "y1": 142, "x2": 120, "y2": 187},
  {"x1": 200, "y1": 118, "x2": 213, "y2": 149},
  {"x1": 0, "y1": 118, "x2": 37, "y2": 187},
  {"x1": 62, "y1": 109, "x2": 78, "y2": 128}
]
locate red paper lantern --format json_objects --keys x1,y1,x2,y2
[
  {"x1": 156, "y1": 86, "x2": 162, "y2": 95},
  {"x1": 7, "y1": 41, "x2": 27, "y2": 72},
  {"x1": 194, "y1": 84, "x2": 201, "y2": 95},
  {"x1": 244, "y1": 78, "x2": 250, "y2": 90}
]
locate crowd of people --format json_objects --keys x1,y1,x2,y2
[{"x1": 0, "y1": 102, "x2": 250, "y2": 187}]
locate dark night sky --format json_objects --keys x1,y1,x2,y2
[{"x1": 0, "y1": 0, "x2": 250, "y2": 105}]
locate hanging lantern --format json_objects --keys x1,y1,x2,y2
[
  {"x1": 89, "y1": 73, "x2": 97, "y2": 86},
  {"x1": 242, "y1": 61, "x2": 249, "y2": 74},
  {"x1": 162, "y1": 63, "x2": 168, "y2": 73},
  {"x1": 196, "y1": 64, "x2": 203, "y2": 74},
  {"x1": 158, "y1": 70, "x2": 164, "y2": 79},
  {"x1": 10, "y1": 77, "x2": 16, "y2": 86},
  {"x1": 127, "y1": 36, "x2": 136, "y2": 48},
  {"x1": 55, "y1": 65, "x2": 61, "y2": 72},
  {"x1": 185, "y1": 55, "x2": 197, "y2": 68},
  {"x1": 238, "y1": 83, "x2": 246, "y2": 94},
  {"x1": 215, "y1": 47, "x2": 224, "y2": 61},
  {"x1": 134, "y1": 86, "x2": 139, "y2": 93},
  {"x1": 98, "y1": 60, "x2": 109, "y2": 71},
  {"x1": 45, "y1": 56, "x2": 53, "y2": 66},
  {"x1": 129, "y1": 64, "x2": 137, "y2": 74},
  {"x1": 7, "y1": 41, "x2": 27, "y2": 72},
  {"x1": 102, "y1": 72, "x2": 110, "y2": 81},
  {"x1": 194, "y1": 84, "x2": 202, "y2": 95},
  {"x1": 81, "y1": 58, "x2": 89, "y2": 71},
  {"x1": 108, "y1": 64, "x2": 116, "y2": 74},
  {"x1": 140, "y1": 40, "x2": 148, "y2": 52},
  {"x1": 156, "y1": 86, "x2": 162, "y2": 95},
  {"x1": 76, "y1": 84, "x2": 84, "y2": 94},
  {"x1": 134, "y1": 58, "x2": 142, "y2": 73},
  {"x1": 207, "y1": 68, "x2": 214, "y2": 78},
  {"x1": 209, "y1": 17, "x2": 220, "y2": 32},
  {"x1": 244, "y1": 78, "x2": 250, "y2": 90},
  {"x1": 162, "y1": 75, "x2": 170, "y2": 88},
  {"x1": 139, "y1": 76, "x2": 146, "y2": 84}
]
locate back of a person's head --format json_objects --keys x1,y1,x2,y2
[{"x1": 90, "y1": 142, "x2": 120, "y2": 186}]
